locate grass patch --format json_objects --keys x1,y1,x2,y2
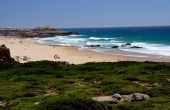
[{"x1": 0, "y1": 61, "x2": 170, "y2": 109}]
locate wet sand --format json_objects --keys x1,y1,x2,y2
[{"x1": 78, "y1": 47, "x2": 170, "y2": 62}]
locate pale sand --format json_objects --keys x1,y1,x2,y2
[{"x1": 0, "y1": 36, "x2": 126, "y2": 64}]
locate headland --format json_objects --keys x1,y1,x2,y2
[{"x1": 0, "y1": 26, "x2": 78, "y2": 38}]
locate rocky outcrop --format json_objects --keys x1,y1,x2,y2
[
  {"x1": 93, "y1": 93, "x2": 150, "y2": 103},
  {"x1": 111, "y1": 46, "x2": 119, "y2": 48},
  {"x1": 0, "y1": 44, "x2": 15, "y2": 62},
  {"x1": 84, "y1": 45, "x2": 100, "y2": 47},
  {"x1": 125, "y1": 43, "x2": 131, "y2": 46},
  {"x1": 112, "y1": 93, "x2": 150, "y2": 103},
  {"x1": 124, "y1": 93, "x2": 150, "y2": 102},
  {"x1": 0, "y1": 26, "x2": 78, "y2": 38},
  {"x1": 112, "y1": 93, "x2": 121, "y2": 103},
  {"x1": 130, "y1": 46, "x2": 143, "y2": 48},
  {"x1": 120, "y1": 43, "x2": 143, "y2": 48},
  {"x1": 19, "y1": 31, "x2": 78, "y2": 38},
  {"x1": 18, "y1": 26, "x2": 78, "y2": 38}
]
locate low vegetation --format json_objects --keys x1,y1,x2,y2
[{"x1": 0, "y1": 61, "x2": 170, "y2": 109}]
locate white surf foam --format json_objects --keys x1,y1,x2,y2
[
  {"x1": 89, "y1": 37, "x2": 115, "y2": 40},
  {"x1": 69, "y1": 35, "x2": 84, "y2": 37},
  {"x1": 89, "y1": 48, "x2": 149, "y2": 58},
  {"x1": 31, "y1": 35, "x2": 170, "y2": 56},
  {"x1": 120, "y1": 42, "x2": 170, "y2": 56}
]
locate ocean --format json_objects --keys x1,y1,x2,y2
[{"x1": 32, "y1": 26, "x2": 170, "y2": 57}]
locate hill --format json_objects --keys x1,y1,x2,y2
[{"x1": 0, "y1": 61, "x2": 170, "y2": 109}]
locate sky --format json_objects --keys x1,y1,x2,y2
[{"x1": 0, "y1": 0, "x2": 170, "y2": 28}]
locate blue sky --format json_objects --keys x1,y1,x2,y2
[{"x1": 0, "y1": 0, "x2": 170, "y2": 28}]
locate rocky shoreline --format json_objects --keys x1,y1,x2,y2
[
  {"x1": 19, "y1": 30, "x2": 78, "y2": 38},
  {"x1": 19, "y1": 26, "x2": 78, "y2": 38}
]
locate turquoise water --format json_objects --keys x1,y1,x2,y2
[{"x1": 33, "y1": 26, "x2": 170, "y2": 56}]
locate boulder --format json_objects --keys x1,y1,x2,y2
[
  {"x1": 130, "y1": 46, "x2": 143, "y2": 48},
  {"x1": 121, "y1": 43, "x2": 131, "y2": 47},
  {"x1": 111, "y1": 46, "x2": 119, "y2": 48},
  {"x1": 125, "y1": 43, "x2": 131, "y2": 45},
  {"x1": 112, "y1": 93, "x2": 122, "y2": 103},
  {"x1": 0, "y1": 44, "x2": 15, "y2": 62},
  {"x1": 93, "y1": 93, "x2": 150, "y2": 103},
  {"x1": 124, "y1": 93, "x2": 150, "y2": 102},
  {"x1": 112, "y1": 93, "x2": 121, "y2": 100},
  {"x1": 84, "y1": 45, "x2": 100, "y2": 47}
]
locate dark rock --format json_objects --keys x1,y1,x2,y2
[
  {"x1": 0, "y1": 44, "x2": 15, "y2": 62},
  {"x1": 84, "y1": 45, "x2": 100, "y2": 47},
  {"x1": 111, "y1": 46, "x2": 119, "y2": 48},
  {"x1": 121, "y1": 43, "x2": 131, "y2": 47},
  {"x1": 125, "y1": 43, "x2": 131, "y2": 45},
  {"x1": 130, "y1": 46, "x2": 143, "y2": 48}
]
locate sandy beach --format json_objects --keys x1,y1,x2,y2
[
  {"x1": 0, "y1": 36, "x2": 126, "y2": 64},
  {"x1": 1, "y1": 36, "x2": 170, "y2": 64}
]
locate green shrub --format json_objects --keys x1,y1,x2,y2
[
  {"x1": 1, "y1": 61, "x2": 170, "y2": 109},
  {"x1": 33, "y1": 97, "x2": 112, "y2": 110}
]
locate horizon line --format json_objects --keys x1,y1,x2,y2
[
  {"x1": 56, "y1": 25, "x2": 170, "y2": 29},
  {"x1": 0, "y1": 25, "x2": 170, "y2": 29}
]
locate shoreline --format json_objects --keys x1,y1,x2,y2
[
  {"x1": 0, "y1": 36, "x2": 126, "y2": 64},
  {"x1": 1, "y1": 36, "x2": 170, "y2": 64},
  {"x1": 73, "y1": 47, "x2": 170, "y2": 63}
]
